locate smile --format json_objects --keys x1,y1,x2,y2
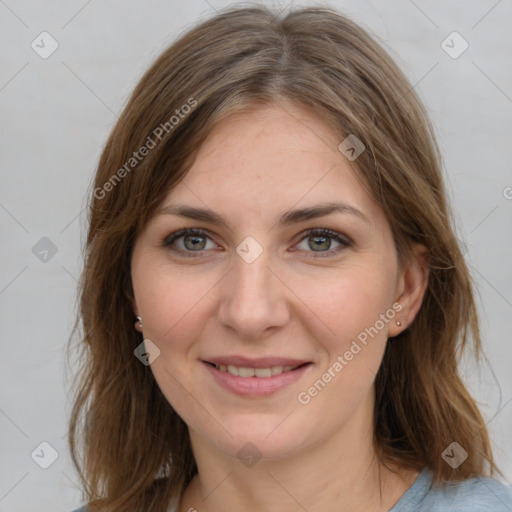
[
  {"x1": 211, "y1": 363, "x2": 304, "y2": 377},
  {"x1": 203, "y1": 361, "x2": 313, "y2": 397}
]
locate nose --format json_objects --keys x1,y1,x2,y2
[{"x1": 216, "y1": 249, "x2": 290, "y2": 340}]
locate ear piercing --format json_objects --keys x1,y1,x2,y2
[
  {"x1": 396, "y1": 317, "x2": 409, "y2": 327},
  {"x1": 135, "y1": 316, "x2": 143, "y2": 330}
]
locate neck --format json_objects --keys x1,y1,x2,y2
[{"x1": 178, "y1": 396, "x2": 418, "y2": 512}]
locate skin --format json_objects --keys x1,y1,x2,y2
[{"x1": 130, "y1": 101, "x2": 429, "y2": 512}]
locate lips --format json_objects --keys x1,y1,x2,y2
[
  {"x1": 202, "y1": 358, "x2": 313, "y2": 397},
  {"x1": 203, "y1": 356, "x2": 310, "y2": 368}
]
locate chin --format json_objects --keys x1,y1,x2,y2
[{"x1": 197, "y1": 415, "x2": 311, "y2": 463}]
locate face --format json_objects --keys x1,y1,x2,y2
[{"x1": 130, "y1": 102, "x2": 413, "y2": 462}]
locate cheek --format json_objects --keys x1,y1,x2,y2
[
  {"x1": 294, "y1": 275, "x2": 393, "y2": 420},
  {"x1": 132, "y1": 266, "x2": 216, "y2": 420},
  {"x1": 291, "y1": 263, "x2": 396, "y2": 348},
  {"x1": 133, "y1": 264, "x2": 217, "y2": 346},
  {"x1": 292, "y1": 265, "x2": 396, "y2": 410}
]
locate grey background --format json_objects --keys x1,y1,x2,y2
[{"x1": 1, "y1": 1, "x2": 511, "y2": 511}]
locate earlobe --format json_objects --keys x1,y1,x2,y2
[
  {"x1": 132, "y1": 298, "x2": 143, "y2": 333},
  {"x1": 388, "y1": 244, "x2": 429, "y2": 337}
]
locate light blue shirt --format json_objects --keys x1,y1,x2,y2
[
  {"x1": 390, "y1": 467, "x2": 512, "y2": 511},
  {"x1": 71, "y1": 467, "x2": 512, "y2": 512}
]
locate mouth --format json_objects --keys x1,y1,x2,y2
[
  {"x1": 201, "y1": 359, "x2": 313, "y2": 397},
  {"x1": 204, "y1": 361, "x2": 310, "y2": 378}
]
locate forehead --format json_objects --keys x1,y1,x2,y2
[
  {"x1": 188, "y1": 102, "x2": 339, "y2": 180},
  {"x1": 161, "y1": 102, "x2": 381, "y2": 224}
]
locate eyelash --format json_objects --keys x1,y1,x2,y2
[{"x1": 161, "y1": 228, "x2": 351, "y2": 258}]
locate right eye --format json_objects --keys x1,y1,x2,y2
[{"x1": 162, "y1": 228, "x2": 219, "y2": 257}]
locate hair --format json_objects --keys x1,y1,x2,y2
[{"x1": 68, "y1": 4, "x2": 499, "y2": 511}]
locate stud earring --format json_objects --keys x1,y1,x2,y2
[
  {"x1": 396, "y1": 320, "x2": 402, "y2": 326},
  {"x1": 135, "y1": 316, "x2": 142, "y2": 331}
]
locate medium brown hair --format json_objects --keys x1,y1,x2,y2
[{"x1": 68, "y1": 4, "x2": 498, "y2": 511}]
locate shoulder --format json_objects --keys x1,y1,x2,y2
[
  {"x1": 392, "y1": 469, "x2": 512, "y2": 512},
  {"x1": 429, "y1": 476, "x2": 512, "y2": 511},
  {"x1": 70, "y1": 504, "x2": 177, "y2": 512}
]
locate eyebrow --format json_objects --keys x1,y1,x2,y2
[{"x1": 155, "y1": 201, "x2": 369, "y2": 227}]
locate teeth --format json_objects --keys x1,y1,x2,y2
[
  {"x1": 255, "y1": 368, "x2": 272, "y2": 377},
  {"x1": 216, "y1": 364, "x2": 300, "y2": 377}
]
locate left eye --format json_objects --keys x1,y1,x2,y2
[
  {"x1": 162, "y1": 228, "x2": 350, "y2": 257},
  {"x1": 294, "y1": 228, "x2": 350, "y2": 256},
  {"x1": 163, "y1": 229, "x2": 217, "y2": 254}
]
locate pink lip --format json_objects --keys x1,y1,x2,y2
[
  {"x1": 203, "y1": 355, "x2": 309, "y2": 368},
  {"x1": 202, "y1": 361, "x2": 313, "y2": 397}
]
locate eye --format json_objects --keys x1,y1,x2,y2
[
  {"x1": 162, "y1": 228, "x2": 218, "y2": 257},
  {"x1": 161, "y1": 228, "x2": 351, "y2": 258},
  {"x1": 293, "y1": 228, "x2": 351, "y2": 257}
]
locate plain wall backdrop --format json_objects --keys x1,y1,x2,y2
[{"x1": 1, "y1": 1, "x2": 511, "y2": 511}]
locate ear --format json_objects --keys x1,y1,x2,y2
[
  {"x1": 131, "y1": 298, "x2": 144, "y2": 333},
  {"x1": 387, "y1": 243, "x2": 429, "y2": 337},
  {"x1": 124, "y1": 280, "x2": 138, "y2": 316}
]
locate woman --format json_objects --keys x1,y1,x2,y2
[{"x1": 69, "y1": 5, "x2": 512, "y2": 512}]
